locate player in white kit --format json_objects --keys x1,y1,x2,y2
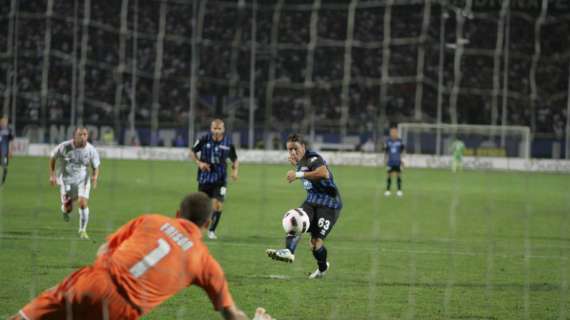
[{"x1": 49, "y1": 127, "x2": 101, "y2": 240}]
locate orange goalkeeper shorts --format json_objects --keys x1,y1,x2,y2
[{"x1": 17, "y1": 266, "x2": 141, "y2": 320}]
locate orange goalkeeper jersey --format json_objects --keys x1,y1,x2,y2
[{"x1": 95, "y1": 214, "x2": 234, "y2": 315}]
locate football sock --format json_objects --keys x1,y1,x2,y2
[
  {"x1": 386, "y1": 177, "x2": 392, "y2": 190},
  {"x1": 79, "y1": 207, "x2": 89, "y2": 232},
  {"x1": 1, "y1": 167, "x2": 6, "y2": 185},
  {"x1": 209, "y1": 211, "x2": 222, "y2": 232},
  {"x1": 397, "y1": 177, "x2": 402, "y2": 190},
  {"x1": 312, "y1": 246, "x2": 328, "y2": 272},
  {"x1": 285, "y1": 234, "x2": 301, "y2": 254}
]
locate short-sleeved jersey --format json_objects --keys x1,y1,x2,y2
[
  {"x1": 296, "y1": 150, "x2": 342, "y2": 209},
  {"x1": 192, "y1": 133, "x2": 237, "y2": 185},
  {"x1": 451, "y1": 140, "x2": 465, "y2": 159},
  {"x1": 96, "y1": 214, "x2": 234, "y2": 316},
  {"x1": 384, "y1": 138, "x2": 404, "y2": 166},
  {"x1": 0, "y1": 126, "x2": 13, "y2": 155},
  {"x1": 50, "y1": 140, "x2": 101, "y2": 185}
]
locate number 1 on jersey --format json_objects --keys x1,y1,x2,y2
[{"x1": 129, "y1": 238, "x2": 171, "y2": 278}]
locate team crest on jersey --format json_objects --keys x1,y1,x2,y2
[{"x1": 206, "y1": 143, "x2": 211, "y2": 148}]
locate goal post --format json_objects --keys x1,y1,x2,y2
[{"x1": 398, "y1": 123, "x2": 531, "y2": 159}]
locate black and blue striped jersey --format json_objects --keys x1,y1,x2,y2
[
  {"x1": 296, "y1": 150, "x2": 342, "y2": 209},
  {"x1": 385, "y1": 138, "x2": 404, "y2": 166},
  {"x1": 192, "y1": 133, "x2": 237, "y2": 185},
  {"x1": 0, "y1": 127, "x2": 13, "y2": 155}
]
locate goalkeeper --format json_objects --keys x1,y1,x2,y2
[
  {"x1": 11, "y1": 192, "x2": 274, "y2": 320},
  {"x1": 450, "y1": 138, "x2": 465, "y2": 173}
]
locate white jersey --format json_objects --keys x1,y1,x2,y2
[{"x1": 51, "y1": 140, "x2": 100, "y2": 185}]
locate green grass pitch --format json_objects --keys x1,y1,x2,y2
[{"x1": 0, "y1": 156, "x2": 569, "y2": 319}]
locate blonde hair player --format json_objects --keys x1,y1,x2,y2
[{"x1": 49, "y1": 127, "x2": 101, "y2": 240}]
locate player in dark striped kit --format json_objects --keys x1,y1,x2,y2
[
  {"x1": 266, "y1": 134, "x2": 342, "y2": 279},
  {"x1": 0, "y1": 116, "x2": 14, "y2": 186},
  {"x1": 189, "y1": 119, "x2": 239, "y2": 240},
  {"x1": 384, "y1": 126, "x2": 405, "y2": 197}
]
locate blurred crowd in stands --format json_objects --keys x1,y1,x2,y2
[{"x1": 0, "y1": 0, "x2": 568, "y2": 141}]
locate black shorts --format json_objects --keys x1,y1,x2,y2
[
  {"x1": 302, "y1": 202, "x2": 341, "y2": 240},
  {"x1": 387, "y1": 164, "x2": 401, "y2": 173},
  {"x1": 198, "y1": 183, "x2": 226, "y2": 202}
]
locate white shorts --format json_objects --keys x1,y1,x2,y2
[{"x1": 59, "y1": 178, "x2": 91, "y2": 204}]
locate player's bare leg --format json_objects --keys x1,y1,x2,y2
[
  {"x1": 208, "y1": 199, "x2": 223, "y2": 240},
  {"x1": 61, "y1": 194, "x2": 72, "y2": 222},
  {"x1": 78, "y1": 197, "x2": 90, "y2": 240},
  {"x1": 308, "y1": 238, "x2": 329, "y2": 279}
]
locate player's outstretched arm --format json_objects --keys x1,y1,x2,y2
[
  {"x1": 190, "y1": 137, "x2": 211, "y2": 172},
  {"x1": 48, "y1": 157, "x2": 57, "y2": 186},
  {"x1": 190, "y1": 150, "x2": 211, "y2": 172},
  {"x1": 8, "y1": 140, "x2": 13, "y2": 159},
  {"x1": 230, "y1": 159, "x2": 239, "y2": 181},
  {"x1": 400, "y1": 144, "x2": 406, "y2": 168},
  {"x1": 92, "y1": 166, "x2": 100, "y2": 189},
  {"x1": 229, "y1": 145, "x2": 239, "y2": 181},
  {"x1": 96, "y1": 242, "x2": 109, "y2": 256},
  {"x1": 220, "y1": 305, "x2": 248, "y2": 320}
]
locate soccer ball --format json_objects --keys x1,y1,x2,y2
[{"x1": 282, "y1": 208, "x2": 310, "y2": 234}]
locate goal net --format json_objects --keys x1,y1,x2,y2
[
  {"x1": 398, "y1": 122, "x2": 531, "y2": 158},
  {"x1": 1, "y1": 1, "x2": 569, "y2": 319}
]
